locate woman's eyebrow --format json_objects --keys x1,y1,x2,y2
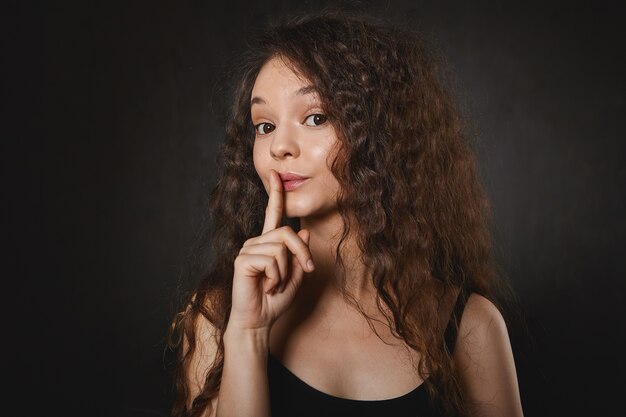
[
  {"x1": 250, "y1": 85, "x2": 318, "y2": 107},
  {"x1": 294, "y1": 85, "x2": 316, "y2": 96},
  {"x1": 250, "y1": 96, "x2": 265, "y2": 106}
]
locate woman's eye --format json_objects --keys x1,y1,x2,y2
[
  {"x1": 304, "y1": 114, "x2": 327, "y2": 127},
  {"x1": 255, "y1": 122, "x2": 275, "y2": 135}
]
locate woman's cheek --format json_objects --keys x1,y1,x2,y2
[{"x1": 252, "y1": 147, "x2": 268, "y2": 192}]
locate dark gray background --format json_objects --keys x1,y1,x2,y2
[{"x1": 5, "y1": 0, "x2": 624, "y2": 416}]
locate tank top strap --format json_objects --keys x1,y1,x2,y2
[{"x1": 443, "y1": 289, "x2": 470, "y2": 353}]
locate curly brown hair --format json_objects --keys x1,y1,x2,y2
[{"x1": 169, "y1": 10, "x2": 510, "y2": 417}]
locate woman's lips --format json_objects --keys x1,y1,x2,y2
[{"x1": 278, "y1": 172, "x2": 310, "y2": 192}]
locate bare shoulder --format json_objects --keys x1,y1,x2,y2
[
  {"x1": 454, "y1": 293, "x2": 511, "y2": 366},
  {"x1": 184, "y1": 293, "x2": 220, "y2": 416},
  {"x1": 458, "y1": 293, "x2": 507, "y2": 341},
  {"x1": 184, "y1": 291, "x2": 219, "y2": 367},
  {"x1": 188, "y1": 306, "x2": 219, "y2": 362},
  {"x1": 186, "y1": 292, "x2": 220, "y2": 353},
  {"x1": 454, "y1": 293, "x2": 525, "y2": 417}
]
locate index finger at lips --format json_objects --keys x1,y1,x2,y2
[{"x1": 262, "y1": 169, "x2": 284, "y2": 235}]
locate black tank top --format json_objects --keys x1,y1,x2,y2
[{"x1": 267, "y1": 290, "x2": 470, "y2": 417}]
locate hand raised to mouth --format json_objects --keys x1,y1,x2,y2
[{"x1": 227, "y1": 169, "x2": 315, "y2": 333}]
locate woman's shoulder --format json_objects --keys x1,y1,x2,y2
[
  {"x1": 186, "y1": 290, "x2": 223, "y2": 347},
  {"x1": 458, "y1": 293, "x2": 508, "y2": 341},
  {"x1": 457, "y1": 293, "x2": 510, "y2": 352},
  {"x1": 453, "y1": 293, "x2": 524, "y2": 416},
  {"x1": 182, "y1": 292, "x2": 220, "y2": 413}
]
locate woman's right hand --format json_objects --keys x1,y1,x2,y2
[{"x1": 228, "y1": 169, "x2": 315, "y2": 333}]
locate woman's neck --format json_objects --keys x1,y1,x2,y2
[{"x1": 299, "y1": 212, "x2": 377, "y2": 306}]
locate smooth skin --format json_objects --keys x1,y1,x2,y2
[{"x1": 184, "y1": 57, "x2": 524, "y2": 417}]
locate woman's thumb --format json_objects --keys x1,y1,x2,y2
[{"x1": 299, "y1": 228, "x2": 310, "y2": 245}]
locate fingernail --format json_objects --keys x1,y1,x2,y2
[{"x1": 307, "y1": 259, "x2": 315, "y2": 271}]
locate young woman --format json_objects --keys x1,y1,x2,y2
[{"x1": 170, "y1": 11, "x2": 524, "y2": 417}]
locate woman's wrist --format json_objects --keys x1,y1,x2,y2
[
  {"x1": 219, "y1": 324, "x2": 272, "y2": 417},
  {"x1": 224, "y1": 325, "x2": 271, "y2": 356}
]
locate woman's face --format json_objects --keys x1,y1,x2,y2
[{"x1": 251, "y1": 57, "x2": 341, "y2": 219}]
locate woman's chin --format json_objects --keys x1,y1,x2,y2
[
  {"x1": 284, "y1": 203, "x2": 337, "y2": 221},
  {"x1": 283, "y1": 208, "x2": 307, "y2": 219}
]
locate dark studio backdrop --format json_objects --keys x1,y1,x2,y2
[{"x1": 5, "y1": 0, "x2": 625, "y2": 416}]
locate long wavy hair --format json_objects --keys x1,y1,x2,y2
[{"x1": 169, "y1": 11, "x2": 513, "y2": 417}]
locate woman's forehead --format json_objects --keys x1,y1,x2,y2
[{"x1": 251, "y1": 57, "x2": 315, "y2": 99}]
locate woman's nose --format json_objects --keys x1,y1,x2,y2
[{"x1": 270, "y1": 123, "x2": 300, "y2": 159}]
